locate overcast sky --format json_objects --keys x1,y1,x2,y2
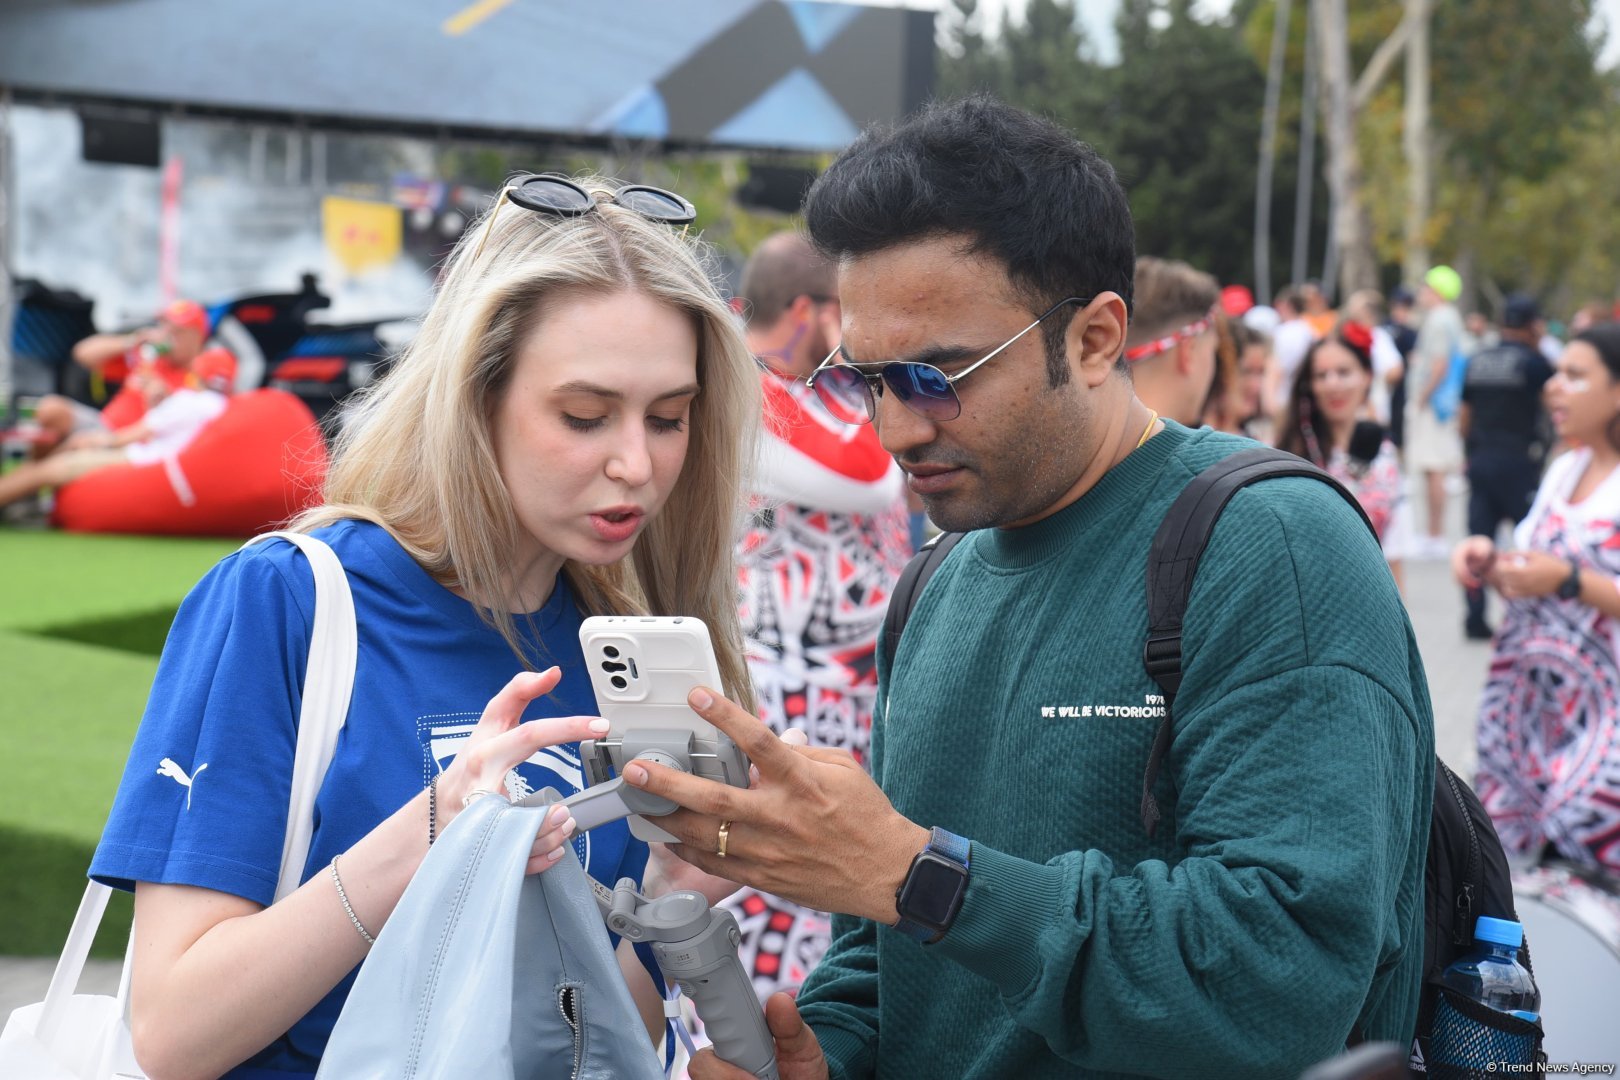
[{"x1": 897, "y1": 0, "x2": 1620, "y2": 70}]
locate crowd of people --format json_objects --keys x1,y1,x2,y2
[
  {"x1": 1120, "y1": 253, "x2": 1620, "y2": 889},
  {"x1": 7, "y1": 95, "x2": 1617, "y2": 1078}
]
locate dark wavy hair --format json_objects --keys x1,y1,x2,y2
[
  {"x1": 803, "y1": 94, "x2": 1136, "y2": 385},
  {"x1": 1572, "y1": 322, "x2": 1620, "y2": 449},
  {"x1": 1279, "y1": 321, "x2": 1375, "y2": 465}
]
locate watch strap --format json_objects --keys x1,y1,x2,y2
[
  {"x1": 925, "y1": 825, "x2": 970, "y2": 866},
  {"x1": 1558, "y1": 561, "x2": 1582, "y2": 599},
  {"x1": 894, "y1": 827, "x2": 971, "y2": 943}
]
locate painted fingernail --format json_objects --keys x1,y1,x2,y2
[
  {"x1": 561, "y1": 817, "x2": 577, "y2": 837},
  {"x1": 549, "y1": 805, "x2": 569, "y2": 826},
  {"x1": 689, "y1": 687, "x2": 713, "y2": 710},
  {"x1": 588, "y1": 717, "x2": 610, "y2": 734},
  {"x1": 547, "y1": 846, "x2": 565, "y2": 861},
  {"x1": 625, "y1": 764, "x2": 647, "y2": 785}
]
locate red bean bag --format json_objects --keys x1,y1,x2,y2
[{"x1": 52, "y1": 389, "x2": 328, "y2": 537}]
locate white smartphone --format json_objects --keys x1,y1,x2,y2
[{"x1": 578, "y1": 615, "x2": 748, "y2": 842}]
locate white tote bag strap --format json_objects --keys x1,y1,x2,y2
[
  {"x1": 244, "y1": 531, "x2": 357, "y2": 901},
  {"x1": 32, "y1": 883, "x2": 112, "y2": 1045},
  {"x1": 31, "y1": 531, "x2": 356, "y2": 1060}
]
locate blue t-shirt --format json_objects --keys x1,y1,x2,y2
[{"x1": 90, "y1": 519, "x2": 653, "y2": 1077}]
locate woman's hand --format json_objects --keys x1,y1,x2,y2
[
  {"x1": 641, "y1": 727, "x2": 810, "y2": 905},
  {"x1": 644, "y1": 842, "x2": 740, "y2": 905},
  {"x1": 436, "y1": 667, "x2": 609, "y2": 873},
  {"x1": 1490, "y1": 550, "x2": 1570, "y2": 600},
  {"x1": 1452, "y1": 536, "x2": 1497, "y2": 589}
]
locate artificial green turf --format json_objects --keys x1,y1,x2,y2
[
  {"x1": 0, "y1": 629, "x2": 154, "y2": 840},
  {"x1": 32, "y1": 605, "x2": 183, "y2": 657},
  {"x1": 0, "y1": 528, "x2": 236, "y2": 633},
  {"x1": 0, "y1": 826, "x2": 133, "y2": 958},
  {"x1": 0, "y1": 630, "x2": 155, "y2": 957},
  {"x1": 0, "y1": 528, "x2": 232, "y2": 956}
]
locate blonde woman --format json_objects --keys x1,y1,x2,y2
[{"x1": 88, "y1": 174, "x2": 760, "y2": 1080}]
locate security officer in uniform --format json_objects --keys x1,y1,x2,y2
[{"x1": 1458, "y1": 292, "x2": 1555, "y2": 639}]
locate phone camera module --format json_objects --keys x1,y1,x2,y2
[
  {"x1": 603, "y1": 645, "x2": 620, "y2": 659},
  {"x1": 610, "y1": 675, "x2": 628, "y2": 691}
]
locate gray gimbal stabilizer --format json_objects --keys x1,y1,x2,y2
[{"x1": 519, "y1": 727, "x2": 778, "y2": 1080}]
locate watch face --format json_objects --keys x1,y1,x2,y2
[{"x1": 900, "y1": 853, "x2": 968, "y2": 928}]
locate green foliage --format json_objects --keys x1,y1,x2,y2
[
  {"x1": 1104, "y1": 3, "x2": 1273, "y2": 285},
  {"x1": 938, "y1": 0, "x2": 1615, "y2": 304},
  {"x1": 1432, "y1": 0, "x2": 1601, "y2": 189},
  {"x1": 1472, "y1": 93, "x2": 1620, "y2": 314},
  {"x1": 939, "y1": 0, "x2": 1300, "y2": 288}
]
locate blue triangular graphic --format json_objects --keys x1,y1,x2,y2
[
  {"x1": 604, "y1": 87, "x2": 669, "y2": 140},
  {"x1": 711, "y1": 68, "x2": 858, "y2": 151},
  {"x1": 786, "y1": 1, "x2": 861, "y2": 55}
]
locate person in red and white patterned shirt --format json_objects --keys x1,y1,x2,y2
[{"x1": 725, "y1": 231, "x2": 911, "y2": 1001}]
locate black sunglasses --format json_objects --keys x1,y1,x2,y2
[
  {"x1": 475, "y1": 173, "x2": 697, "y2": 258},
  {"x1": 806, "y1": 296, "x2": 1088, "y2": 424}
]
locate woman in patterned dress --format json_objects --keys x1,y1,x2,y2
[
  {"x1": 1278, "y1": 320, "x2": 1405, "y2": 542},
  {"x1": 1453, "y1": 324, "x2": 1620, "y2": 874}
]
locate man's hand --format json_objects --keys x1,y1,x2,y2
[
  {"x1": 642, "y1": 728, "x2": 808, "y2": 905},
  {"x1": 689, "y1": 993, "x2": 829, "y2": 1080},
  {"x1": 623, "y1": 687, "x2": 929, "y2": 923}
]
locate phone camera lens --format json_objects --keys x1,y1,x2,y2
[
  {"x1": 610, "y1": 675, "x2": 628, "y2": 690},
  {"x1": 603, "y1": 645, "x2": 619, "y2": 658}
]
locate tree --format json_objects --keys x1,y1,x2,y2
[
  {"x1": 1104, "y1": 1, "x2": 1272, "y2": 285},
  {"x1": 1429, "y1": 0, "x2": 1603, "y2": 305},
  {"x1": 942, "y1": 0, "x2": 1277, "y2": 287},
  {"x1": 1313, "y1": 0, "x2": 1378, "y2": 297}
]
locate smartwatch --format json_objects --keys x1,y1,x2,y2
[
  {"x1": 1557, "y1": 561, "x2": 1582, "y2": 600},
  {"x1": 894, "y1": 827, "x2": 971, "y2": 944}
]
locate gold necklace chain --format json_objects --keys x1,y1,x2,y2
[{"x1": 1137, "y1": 409, "x2": 1159, "y2": 449}]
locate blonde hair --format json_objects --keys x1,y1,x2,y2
[{"x1": 294, "y1": 176, "x2": 760, "y2": 710}]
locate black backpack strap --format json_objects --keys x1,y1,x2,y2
[
  {"x1": 1140, "y1": 448, "x2": 1377, "y2": 836},
  {"x1": 881, "y1": 531, "x2": 967, "y2": 670}
]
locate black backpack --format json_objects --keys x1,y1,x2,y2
[{"x1": 880, "y1": 447, "x2": 1537, "y2": 1069}]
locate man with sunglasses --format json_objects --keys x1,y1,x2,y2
[{"x1": 631, "y1": 96, "x2": 1432, "y2": 1079}]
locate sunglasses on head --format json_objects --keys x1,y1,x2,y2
[
  {"x1": 806, "y1": 296, "x2": 1089, "y2": 424},
  {"x1": 1123, "y1": 311, "x2": 1215, "y2": 363},
  {"x1": 475, "y1": 173, "x2": 697, "y2": 258}
]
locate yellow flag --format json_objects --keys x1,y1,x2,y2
[{"x1": 322, "y1": 196, "x2": 403, "y2": 274}]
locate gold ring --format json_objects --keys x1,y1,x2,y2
[{"x1": 716, "y1": 820, "x2": 733, "y2": 858}]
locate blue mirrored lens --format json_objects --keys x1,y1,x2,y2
[
  {"x1": 814, "y1": 365, "x2": 874, "y2": 421},
  {"x1": 882, "y1": 364, "x2": 959, "y2": 419}
]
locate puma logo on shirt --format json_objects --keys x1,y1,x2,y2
[{"x1": 157, "y1": 757, "x2": 208, "y2": 811}]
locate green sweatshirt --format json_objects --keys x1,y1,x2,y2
[{"x1": 795, "y1": 422, "x2": 1433, "y2": 1079}]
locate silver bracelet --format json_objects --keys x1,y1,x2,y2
[
  {"x1": 460, "y1": 787, "x2": 503, "y2": 810},
  {"x1": 330, "y1": 854, "x2": 376, "y2": 946}
]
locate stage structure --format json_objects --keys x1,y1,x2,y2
[{"x1": 0, "y1": 0, "x2": 937, "y2": 401}]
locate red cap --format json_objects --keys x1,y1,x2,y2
[
  {"x1": 1220, "y1": 285, "x2": 1255, "y2": 317},
  {"x1": 160, "y1": 299, "x2": 209, "y2": 337},
  {"x1": 191, "y1": 347, "x2": 238, "y2": 392}
]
